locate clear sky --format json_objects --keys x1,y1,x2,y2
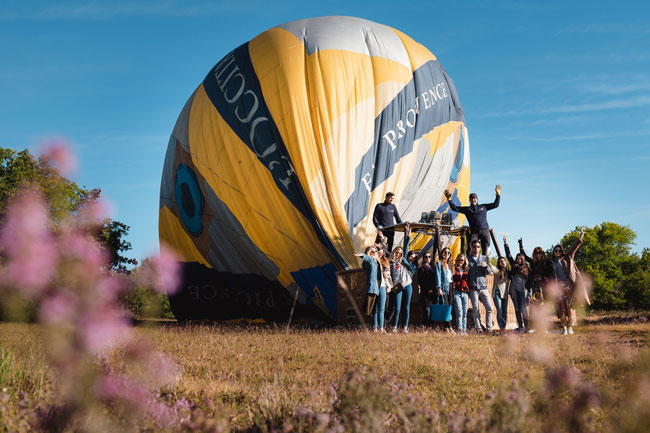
[{"x1": 2, "y1": 0, "x2": 649, "y2": 262}]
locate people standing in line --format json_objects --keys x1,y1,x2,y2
[
  {"x1": 443, "y1": 185, "x2": 501, "y2": 254},
  {"x1": 489, "y1": 253, "x2": 511, "y2": 334},
  {"x1": 389, "y1": 223, "x2": 414, "y2": 333},
  {"x1": 452, "y1": 253, "x2": 470, "y2": 335},
  {"x1": 504, "y1": 236, "x2": 530, "y2": 333},
  {"x1": 435, "y1": 246, "x2": 454, "y2": 332},
  {"x1": 550, "y1": 229, "x2": 586, "y2": 335},
  {"x1": 373, "y1": 192, "x2": 403, "y2": 252},
  {"x1": 467, "y1": 240, "x2": 494, "y2": 333}
]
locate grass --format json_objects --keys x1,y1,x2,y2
[{"x1": 0, "y1": 312, "x2": 649, "y2": 432}]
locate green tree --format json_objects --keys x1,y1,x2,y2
[
  {"x1": 559, "y1": 222, "x2": 639, "y2": 309},
  {"x1": 98, "y1": 220, "x2": 138, "y2": 272},
  {"x1": 619, "y1": 249, "x2": 650, "y2": 309},
  {"x1": 1, "y1": 146, "x2": 136, "y2": 272},
  {"x1": 0, "y1": 147, "x2": 96, "y2": 224}
]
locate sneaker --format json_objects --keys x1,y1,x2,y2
[
  {"x1": 392, "y1": 327, "x2": 398, "y2": 333},
  {"x1": 403, "y1": 327, "x2": 409, "y2": 334},
  {"x1": 568, "y1": 327, "x2": 574, "y2": 335},
  {"x1": 380, "y1": 328, "x2": 386, "y2": 334},
  {"x1": 527, "y1": 329, "x2": 535, "y2": 334},
  {"x1": 561, "y1": 326, "x2": 567, "y2": 335}
]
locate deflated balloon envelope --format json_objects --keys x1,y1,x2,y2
[{"x1": 159, "y1": 16, "x2": 470, "y2": 322}]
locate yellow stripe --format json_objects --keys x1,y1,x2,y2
[
  {"x1": 159, "y1": 205, "x2": 212, "y2": 268},
  {"x1": 390, "y1": 27, "x2": 438, "y2": 70},
  {"x1": 187, "y1": 85, "x2": 333, "y2": 287}
]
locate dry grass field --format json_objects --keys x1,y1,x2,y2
[{"x1": 1, "y1": 312, "x2": 649, "y2": 432}]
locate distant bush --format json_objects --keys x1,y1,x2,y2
[{"x1": 120, "y1": 285, "x2": 174, "y2": 320}]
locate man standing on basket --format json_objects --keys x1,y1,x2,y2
[
  {"x1": 373, "y1": 192, "x2": 403, "y2": 252},
  {"x1": 444, "y1": 185, "x2": 501, "y2": 255}
]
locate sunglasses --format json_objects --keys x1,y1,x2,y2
[{"x1": 554, "y1": 249, "x2": 561, "y2": 253}]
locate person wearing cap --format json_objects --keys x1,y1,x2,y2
[
  {"x1": 373, "y1": 192, "x2": 403, "y2": 252},
  {"x1": 443, "y1": 185, "x2": 501, "y2": 254}
]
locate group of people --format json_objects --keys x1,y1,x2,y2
[{"x1": 361, "y1": 187, "x2": 587, "y2": 335}]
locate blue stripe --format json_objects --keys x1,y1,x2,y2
[
  {"x1": 344, "y1": 60, "x2": 464, "y2": 232},
  {"x1": 291, "y1": 263, "x2": 338, "y2": 318},
  {"x1": 202, "y1": 43, "x2": 346, "y2": 268}
]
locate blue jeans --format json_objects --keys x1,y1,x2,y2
[
  {"x1": 372, "y1": 286, "x2": 387, "y2": 330},
  {"x1": 512, "y1": 289, "x2": 527, "y2": 330},
  {"x1": 453, "y1": 291, "x2": 469, "y2": 333},
  {"x1": 493, "y1": 292, "x2": 509, "y2": 331},
  {"x1": 393, "y1": 284, "x2": 413, "y2": 328}
]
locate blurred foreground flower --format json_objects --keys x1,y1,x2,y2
[
  {"x1": 0, "y1": 190, "x2": 57, "y2": 297},
  {"x1": 0, "y1": 150, "x2": 183, "y2": 431},
  {"x1": 38, "y1": 138, "x2": 77, "y2": 176}
]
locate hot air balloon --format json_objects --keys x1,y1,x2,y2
[{"x1": 159, "y1": 16, "x2": 470, "y2": 323}]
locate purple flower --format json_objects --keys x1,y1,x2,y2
[
  {"x1": 77, "y1": 198, "x2": 112, "y2": 227},
  {"x1": 145, "y1": 352, "x2": 180, "y2": 387},
  {"x1": 80, "y1": 307, "x2": 130, "y2": 354},
  {"x1": 95, "y1": 276, "x2": 125, "y2": 303},
  {"x1": 0, "y1": 190, "x2": 57, "y2": 298},
  {"x1": 545, "y1": 366, "x2": 582, "y2": 393},
  {"x1": 59, "y1": 228, "x2": 108, "y2": 270},
  {"x1": 148, "y1": 244, "x2": 181, "y2": 294},
  {"x1": 38, "y1": 138, "x2": 77, "y2": 176},
  {"x1": 96, "y1": 374, "x2": 149, "y2": 411},
  {"x1": 39, "y1": 291, "x2": 78, "y2": 324}
]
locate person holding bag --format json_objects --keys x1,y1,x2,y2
[
  {"x1": 434, "y1": 246, "x2": 454, "y2": 332},
  {"x1": 355, "y1": 246, "x2": 379, "y2": 319}
]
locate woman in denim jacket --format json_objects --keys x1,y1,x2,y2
[{"x1": 390, "y1": 223, "x2": 415, "y2": 333}]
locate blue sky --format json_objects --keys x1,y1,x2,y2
[{"x1": 2, "y1": 0, "x2": 649, "y2": 262}]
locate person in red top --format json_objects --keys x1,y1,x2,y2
[{"x1": 452, "y1": 253, "x2": 470, "y2": 334}]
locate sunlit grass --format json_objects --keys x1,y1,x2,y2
[{"x1": 1, "y1": 314, "x2": 648, "y2": 432}]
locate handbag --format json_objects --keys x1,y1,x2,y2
[
  {"x1": 392, "y1": 282, "x2": 404, "y2": 294},
  {"x1": 430, "y1": 295, "x2": 452, "y2": 322},
  {"x1": 364, "y1": 294, "x2": 377, "y2": 317}
]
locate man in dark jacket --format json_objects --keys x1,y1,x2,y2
[
  {"x1": 373, "y1": 192, "x2": 402, "y2": 252},
  {"x1": 444, "y1": 185, "x2": 501, "y2": 254}
]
